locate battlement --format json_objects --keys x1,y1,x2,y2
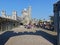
[{"x1": 0, "y1": 6, "x2": 32, "y2": 24}]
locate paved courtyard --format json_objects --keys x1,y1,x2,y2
[
  {"x1": 0, "y1": 26, "x2": 57, "y2": 45},
  {"x1": 5, "y1": 35, "x2": 53, "y2": 45}
]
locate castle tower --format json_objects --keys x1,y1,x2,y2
[
  {"x1": 1, "y1": 10, "x2": 6, "y2": 17},
  {"x1": 21, "y1": 6, "x2": 32, "y2": 25},
  {"x1": 22, "y1": 8, "x2": 28, "y2": 17},
  {"x1": 28, "y1": 6, "x2": 32, "y2": 20},
  {"x1": 12, "y1": 10, "x2": 17, "y2": 20}
]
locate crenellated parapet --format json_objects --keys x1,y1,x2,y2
[
  {"x1": 0, "y1": 6, "x2": 32, "y2": 25},
  {"x1": 1, "y1": 10, "x2": 18, "y2": 20}
]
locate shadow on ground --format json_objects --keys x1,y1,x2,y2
[{"x1": 0, "y1": 30, "x2": 57, "y2": 45}]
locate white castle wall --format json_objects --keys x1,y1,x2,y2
[{"x1": 0, "y1": 6, "x2": 32, "y2": 25}]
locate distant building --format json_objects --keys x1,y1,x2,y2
[
  {"x1": 1, "y1": 10, "x2": 17, "y2": 20},
  {"x1": 21, "y1": 6, "x2": 32, "y2": 25},
  {"x1": 0, "y1": 6, "x2": 32, "y2": 25}
]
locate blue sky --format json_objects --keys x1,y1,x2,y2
[{"x1": 0, "y1": 0, "x2": 58, "y2": 20}]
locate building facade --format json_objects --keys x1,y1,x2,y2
[
  {"x1": 1, "y1": 10, "x2": 17, "y2": 20},
  {"x1": 0, "y1": 6, "x2": 32, "y2": 25},
  {"x1": 54, "y1": 1, "x2": 60, "y2": 45},
  {"x1": 21, "y1": 6, "x2": 32, "y2": 25}
]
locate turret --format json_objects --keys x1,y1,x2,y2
[
  {"x1": 1, "y1": 10, "x2": 6, "y2": 17},
  {"x1": 12, "y1": 10, "x2": 17, "y2": 20},
  {"x1": 28, "y1": 6, "x2": 32, "y2": 20}
]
